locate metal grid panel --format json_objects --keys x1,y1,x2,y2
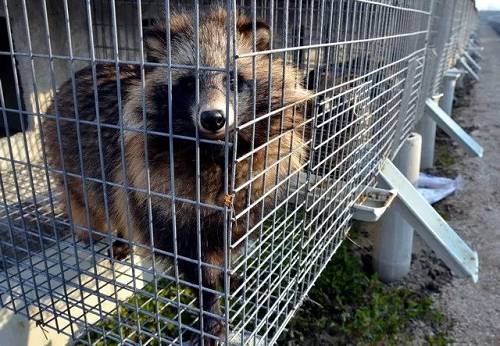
[
  {"x1": 0, "y1": 0, "x2": 478, "y2": 345},
  {"x1": 426, "y1": 0, "x2": 477, "y2": 98}
]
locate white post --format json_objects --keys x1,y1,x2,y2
[
  {"x1": 416, "y1": 95, "x2": 441, "y2": 169},
  {"x1": 456, "y1": 72, "x2": 465, "y2": 90},
  {"x1": 441, "y1": 68, "x2": 462, "y2": 117},
  {"x1": 373, "y1": 133, "x2": 422, "y2": 282}
]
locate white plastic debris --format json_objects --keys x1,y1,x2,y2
[{"x1": 417, "y1": 173, "x2": 462, "y2": 204}]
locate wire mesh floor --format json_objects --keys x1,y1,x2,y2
[{"x1": 0, "y1": 153, "x2": 299, "y2": 344}]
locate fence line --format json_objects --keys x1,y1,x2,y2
[{"x1": 0, "y1": 0, "x2": 479, "y2": 344}]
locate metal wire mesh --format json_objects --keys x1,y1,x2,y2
[
  {"x1": 424, "y1": 0, "x2": 478, "y2": 98},
  {"x1": 0, "y1": 0, "x2": 478, "y2": 345}
]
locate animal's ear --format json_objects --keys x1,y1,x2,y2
[
  {"x1": 238, "y1": 20, "x2": 271, "y2": 51},
  {"x1": 144, "y1": 26, "x2": 167, "y2": 63}
]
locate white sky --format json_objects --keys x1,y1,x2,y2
[{"x1": 476, "y1": 0, "x2": 500, "y2": 11}]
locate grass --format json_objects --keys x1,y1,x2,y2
[
  {"x1": 278, "y1": 240, "x2": 451, "y2": 345},
  {"x1": 434, "y1": 201, "x2": 452, "y2": 221},
  {"x1": 76, "y1": 238, "x2": 451, "y2": 345},
  {"x1": 432, "y1": 128, "x2": 459, "y2": 174},
  {"x1": 434, "y1": 142, "x2": 456, "y2": 170},
  {"x1": 429, "y1": 129, "x2": 459, "y2": 221},
  {"x1": 75, "y1": 223, "x2": 451, "y2": 345},
  {"x1": 76, "y1": 280, "x2": 197, "y2": 345}
]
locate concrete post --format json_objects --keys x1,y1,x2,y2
[
  {"x1": 456, "y1": 73, "x2": 465, "y2": 90},
  {"x1": 373, "y1": 133, "x2": 422, "y2": 282},
  {"x1": 441, "y1": 68, "x2": 462, "y2": 117},
  {"x1": 416, "y1": 95, "x2": 442, "y2": 169}
]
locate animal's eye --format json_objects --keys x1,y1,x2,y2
[
  {"x1": 180, "y1": 76, "x2": 195, "y2": 89},
  {"x1": 228, "y1": 72, "x2": 247, "y2": 93}
]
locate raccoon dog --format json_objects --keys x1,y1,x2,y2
[{"x1": 43, "y1": 8, "x2": 310, "y2": 343}]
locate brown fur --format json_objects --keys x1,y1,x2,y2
[{"x1": 43, "y1": 8, "x2": 310, "y2": 344}]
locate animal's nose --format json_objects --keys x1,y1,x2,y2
[{"x1": 200, "y1": 110, "x2": 226, "y2": 132}]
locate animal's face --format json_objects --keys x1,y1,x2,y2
[{"x1": 141, "y1": 9, "x2": 273, "y2": 140}]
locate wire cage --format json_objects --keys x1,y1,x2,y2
[
  {"x1": 424, "y1": 0, "x2": 478, "y2": 98},
  {"x1": 0, "y1": 0, "x2": 478, "y2": 345}
]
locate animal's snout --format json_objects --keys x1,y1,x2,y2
[{"x1": 200, "y1": 110, "x2": 226, "y2": 132}]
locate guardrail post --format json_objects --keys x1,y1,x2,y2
[
  {"x1": 456, "y1": 72, "x2": 465, "y2": 90},
  {"x1": 416, "y1": 95, "x2": 441, "y2": 169},
  {"x1": 441, "y1": 68, "x2": 462, "y2": 117},
  {"x1": 373, "y1": 133, "x2": 422, "y2": 282}
]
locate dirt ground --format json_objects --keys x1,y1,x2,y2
[{"x1": 418, "y1": 22, "x2": 500, "y2": 344}]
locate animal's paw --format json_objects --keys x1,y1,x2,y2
[
  {"x1": 190, "y1": 318, "x2": 224, "y2": 346},
  {"x1": 108, "y1": 239, "x2": 131, "y2": 261},
  {"x1": 75, "y1": 228, "x2": 102, "y2": 244}
]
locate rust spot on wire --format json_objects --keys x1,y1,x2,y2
[{"x1": 223, "y1": 194, "x2": 233, "y2": 207}]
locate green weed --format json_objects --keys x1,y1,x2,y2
[{"x1": 278, "y1": 242, "x2": 451, "y2": 345}]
